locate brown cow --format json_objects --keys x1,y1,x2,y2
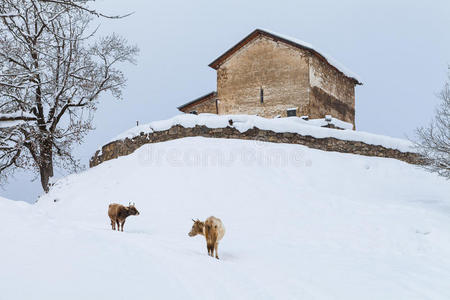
[
  {"x1": 188, "y1": 216, "x2": 225, "y2": 259},
  {"x1": 108, "y1": 203, "x2": 140, "y2": 232}
]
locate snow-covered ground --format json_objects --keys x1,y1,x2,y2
[{"x1": 2, "y1": 137, "x2": 450, "y2": 299}]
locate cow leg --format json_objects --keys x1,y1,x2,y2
[
  {"x1": 206, "y1": 242, "x2": 212, "y2": 256},
  {"x1": 116, "y1": 220, "x2": 120, "y2": 232},
  {"x1": 214, "y1": 242, "x2": 219, "y2": 259},
  {"x1": 208, "y1": 243, "x2": 215, "y2": 257},
  {"x1": 121, "y1": 220, "x2": 125, "y2": 232},
  {"x1": 111, "y1": 218, "x2": 116, "y2": 230}
]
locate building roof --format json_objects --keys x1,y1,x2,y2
[
  {"x1": 208, "y1": 28, "x2": 362, "y2": 85},
  {"x1": 177, "y1": 91, "x2": 217, "y2": 111}
]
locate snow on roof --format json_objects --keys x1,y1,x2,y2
[
  {"x1": 259, "y1": 29, "x2": 362, "y2": 83},
  {"x1": 110, "y1": 114, "x2": 413, "y2": 153}
]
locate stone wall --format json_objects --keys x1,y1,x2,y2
[
  {"x1": 178, "y1": 93, "x2": 217, "y2": 114},
  {"x1": 310, "y1": 86, "x2": 355, "y2": 127},
  {"x1": 181, "y1": 97, "x2": 217, "y2": 114},
  {"x1": 178, "y1": 33, "x2": 359, "y2": 124},
  {"x1": 90, "y1": 125, "x2": 422, "y2": 168},
  {"x1": 309, "y1": 55, "x2": 356, "y2": 127},
  {"x1": 213, "y1": 34, "x2": 358, "y2": 124},
  {"x1": 216, "y1": 36, "x2": 311, "y2": 118}
]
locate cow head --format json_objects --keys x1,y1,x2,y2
[
  {"x1": 188, "y1": 219, "x2": 204, "y2": 237},
  {"x1": 128, "y1": 202, "x2": 140, "y2": 216}
]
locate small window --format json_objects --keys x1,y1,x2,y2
[
  {"x1": 260, "y1": 87, "x2": 264, "y2": 103},
  {"x1": 189, "y1": 110, "x2": 198, "y2": 115},
  {"x1": 287, "y1": 108, "x2": 297, "y2": 117}
]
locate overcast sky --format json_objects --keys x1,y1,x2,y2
[{"x1": 2, "y1": 0, "x2": 449, "y2": 202}]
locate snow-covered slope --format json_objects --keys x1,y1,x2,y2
[{"x1": 2, "y1": 137, "x2": 450, "y2": 300}]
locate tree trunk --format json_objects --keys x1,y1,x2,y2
[{"x1": 39, "y1": 138, "x2": 54, "y2": 193}]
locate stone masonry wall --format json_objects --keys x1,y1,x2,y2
[
  {"x1": 216, "y1": 36, "x2": 311, "y2": 118},
  {"x1": 180, "y1": 97, "x2": 217, "y2": 114},
  {"x1": 214, "y1": 35, "x2": 358, "y2": 124},
  {"x1": 309, "y1": 55, "x2": 356, "y2": 127},
  {"x1": 90, "y1": 125, "x2": 422, "y2": 168}
]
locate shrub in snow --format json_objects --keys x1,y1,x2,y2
[{"x1": 414, "y1": 68, "x2": 450, "y2": 179}]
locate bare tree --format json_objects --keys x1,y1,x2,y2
[
  {"x1": 0, "y1": 0, "x2": 138, "y2": 191},
  {"x1": 414, "y1": 67, "x2": 450, "y2": 179}
]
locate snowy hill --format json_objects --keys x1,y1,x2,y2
[{"x1": 2, "y1": 137, "x2": 450, "y2": 300}]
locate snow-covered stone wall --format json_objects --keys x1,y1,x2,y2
[{"x1": 90, "y1": 115, "x2": 421, "y2": 167}]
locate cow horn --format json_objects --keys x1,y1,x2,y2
[{"x1": 192, "y1": 219, "x2": 195, "y2": 222}]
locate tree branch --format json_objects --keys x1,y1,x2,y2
[{"x1": 37, "y1": 0, "x2": 134, "y2": 19}]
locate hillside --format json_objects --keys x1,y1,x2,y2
[{"x1": 2, "y1": 137, "x2": 450, "y2": 300}]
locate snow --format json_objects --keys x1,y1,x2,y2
[
  {"x1": 0, "y1": 111, "x2": 35, "y2": 120},
  {"x1": 307, "y1": 117, "x2": 353, "y2": 130},
  {"x1": 0, "y1": 111, "x2": 35, "y2": 118},
  {"x1": 111, "y1": 114, "x2": 412, "y2": 153},
  {"x1": 0, "y1": 120, "x2": 25, "y2": 128},
  {"x1": 0, "y1": 14, "x2": 19, "y2": 18},
  {"x1": 259, "y1": 29, "x2": 362, "y2": 83},
  {"x1": 0, "y1": 112, "x2": 35, "y2": 127},
  {"x1": 1, "y1": 137, "x2": 450, "y2": 299}
]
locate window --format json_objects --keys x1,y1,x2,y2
[
  {"x1": 260, "y1": 87, "x2": 264, "y2": 103},
  {"x1": 189, "y1": 110, "x2": 198, "y2": 115},
  {"x1": 287, "y1": 108, "x2": 297, "y2": 117}
]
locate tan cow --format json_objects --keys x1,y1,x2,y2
[
  {"x1": 188, "y1": 216, "x2": 225, "y2": 259},
  {"x1": 108, "y1": 203, "x2": 140, "y2": 232}
]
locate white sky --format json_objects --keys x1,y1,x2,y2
[{"x1": 2, "y1": 0, "x2": 450, "y2": 202}]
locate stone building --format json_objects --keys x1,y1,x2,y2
[{"x1": 178, "y1": 29, "x2": 362, "y2": 128}]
